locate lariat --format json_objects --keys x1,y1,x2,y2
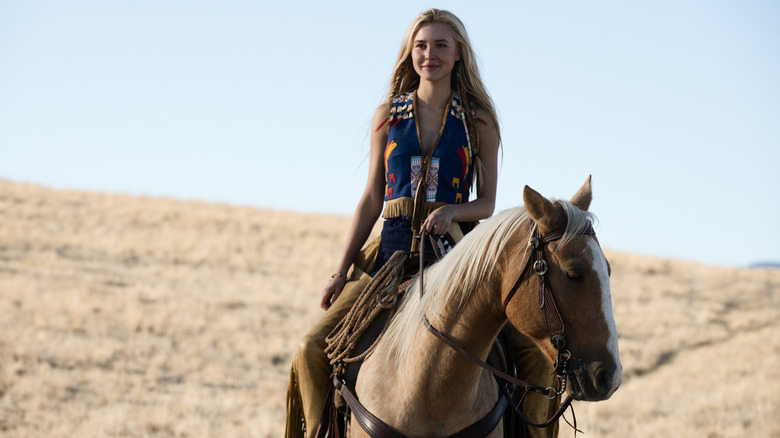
[{"x1": 324, "y1": 250, "x2": 411, "y2": 377}]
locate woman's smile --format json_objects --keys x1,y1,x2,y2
[{"x1": 412, "y1": 22, "x2": 460, "y2": 83}]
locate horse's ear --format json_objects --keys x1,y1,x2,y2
[
  {"x1": 524, "y1": 185, "x2": 565, "y2": 234},
  {"x1": 570, "y1": 175, "x2": 593, "y2": 211}
]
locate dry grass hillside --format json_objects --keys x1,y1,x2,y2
[{"x1": 0, "y1": 179, "x2": 777, "y2": 437}]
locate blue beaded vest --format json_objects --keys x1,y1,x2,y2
[{"x1": 383, "y1": 91, "x2": 476, "y2": 223}]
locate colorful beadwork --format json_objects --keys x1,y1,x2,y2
[{"x1": 382, "y1": 92, "x2": 476, "y2": 218}]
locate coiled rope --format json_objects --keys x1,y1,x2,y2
[{"x1": 324, "y1": 250, "x2": 411, "y2": 376}]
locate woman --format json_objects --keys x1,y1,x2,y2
[{"x1": 286, "y1": 9, "x2": 559, "y2": 438}]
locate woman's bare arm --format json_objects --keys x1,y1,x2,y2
[{"x1": 320, "y1": 104, "x2": 389, "y2": 310}]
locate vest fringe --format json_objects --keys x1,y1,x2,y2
[{"x1": 382, "y1": 197, "x2": 449, "y2": 220}]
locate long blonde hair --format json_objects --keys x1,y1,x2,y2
[{"x1": 387, "y1": 8, "x2": 500, "y2": 190}]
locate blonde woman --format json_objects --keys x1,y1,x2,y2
[{"x1": 286, "y1": 9, "x2": 559, "y2": 438}]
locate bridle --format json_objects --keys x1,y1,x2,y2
[
  {"x1": 502, "y1": 220, "x2": 595, "y2": 393},
  {"x1": 420, "y1": 219, "x2": 596, "y2": 430}
]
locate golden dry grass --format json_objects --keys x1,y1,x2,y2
[{"x1": 0, "y1": 179, "x2": 777, "y2": 437}]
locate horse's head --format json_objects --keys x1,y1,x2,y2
[{"x1": 502, "y1": 176, "x2": 622, "y2": 401}]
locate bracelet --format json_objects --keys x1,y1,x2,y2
[{"x1": 330, "y1": 272, "x2": 347, "y2": 280}]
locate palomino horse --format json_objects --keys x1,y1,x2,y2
[{"x1": 347, "y1": 176, "x2": 621, "y2": 437}]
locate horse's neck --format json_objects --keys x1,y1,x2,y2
[
  {"x1": 353, "y1": 236, "x2": 517, "y2": 433},
  {"x1": 401, "y1": 283, "x2": 506, "y2": 404},
  {"x1": 355, "y1": 292, "x2": 506, "y2": 434}
]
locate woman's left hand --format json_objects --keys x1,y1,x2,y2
[{"x1": 421, "y1": 206, "x2": 453, "y2": 235}]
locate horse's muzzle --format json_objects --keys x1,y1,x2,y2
[{"x1": 567, "y1": 360, "x2": 622, "y2": 401}]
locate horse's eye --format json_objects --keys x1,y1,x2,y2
[{"x1": 565, "y1": 271, "x2": 585, "y2": 283}]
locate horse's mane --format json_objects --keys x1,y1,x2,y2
[{"x1": 381, "y1": 200, "x2": 596, "y2": 367}]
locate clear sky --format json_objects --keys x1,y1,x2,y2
[{"x1": 1, "y1": 1, "x2": 778, "y2": 267}]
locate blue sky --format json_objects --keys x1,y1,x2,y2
[{"x1": 1, "y1": 1, "x2": 778, "y2": 267}]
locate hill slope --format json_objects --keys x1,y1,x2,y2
[{"x1": 0, "y1": 180, "x2": 777, "y2": 437}]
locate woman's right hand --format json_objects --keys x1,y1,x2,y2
[{"x1": 320, "y1": 275, "x2": 347, "y2": 310}]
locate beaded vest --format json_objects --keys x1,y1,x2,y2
[{"x1": 383, "y1": 91, "x2": 476, "y2": 221}]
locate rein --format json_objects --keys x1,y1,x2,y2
[{"x1": 419, "y1": 219, "x2": 595, "y2": 432}]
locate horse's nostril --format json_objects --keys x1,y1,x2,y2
[{"x1": 596, "y1": 367, "x2": 612, "y2": 393}]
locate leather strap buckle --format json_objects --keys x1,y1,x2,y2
[{"x1": 533, "y1": 259, "x2": 548, "y2": 276}]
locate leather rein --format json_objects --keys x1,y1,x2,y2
[{"x1": 421, "y1": 220, "x2": 596, "y2": 430}]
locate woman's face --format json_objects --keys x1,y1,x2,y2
[{"x1": 411, "y1": 23, "x2": 460, "y2": 85}]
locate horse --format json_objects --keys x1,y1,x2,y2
[{"x1": 344, "y1": 176, "x2": 622, "y2": 437}]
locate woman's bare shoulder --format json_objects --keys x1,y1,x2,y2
[
  {"x1": 374, "y1": 102, "x2": 391, "y2": 118},
  {"x1": 474, "y1": 107, "x2": 496, "y2": 130},
  {"x1": 372, "y1": 102, "x2": 391, "y2": 132},
  {"x1": 473, "y1": 106, "x2": 500, "y2": 156}
]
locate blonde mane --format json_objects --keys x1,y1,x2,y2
[{"x1": 380, "y1": 200, "x2": 596, "y2": 367}]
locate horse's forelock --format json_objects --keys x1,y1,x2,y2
[{"x1": 556, "y1": 199, "x2": 598, "y2": 252}]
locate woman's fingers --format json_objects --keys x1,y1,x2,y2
[
  {"x1": 320, "y1": 287, "x2": 333, "y2": 310},
  {"x1": 422, "y1": 217, "x2": 448, "y2": 235},
  {"x1": 320, "y1": 277, "x2": 346, "y2": 310}
]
